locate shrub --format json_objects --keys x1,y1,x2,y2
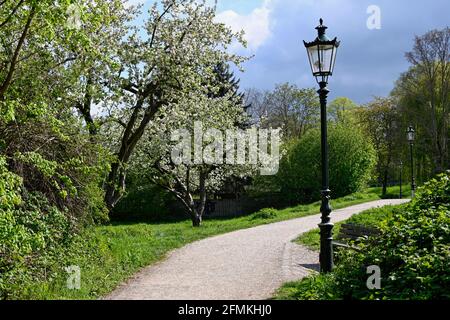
[
  {"x1": 277, "y1": 125, "x2": 376, "y2": 203},
  {"x1": 249, "y1": 208, "x2": 278, "y2": 220},
  {"x1": 0, "y1": 191, "x2": 75, "y2": 298}
]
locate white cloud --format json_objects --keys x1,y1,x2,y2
[
  {"x1": 214, "y1": 0, "x2": 273, "y2": 51},
  {"x1": 124, "y1": 0, "x2": 148, "y2": 8},
  {"x1": 124, "y1": 0, "x2": 273, "y2": 51}
]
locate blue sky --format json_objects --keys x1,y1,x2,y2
[{"x1": 136, "y1": 0, "x2": 450, "y2": 104}]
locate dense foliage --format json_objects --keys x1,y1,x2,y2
[{"x1": 277, "y1": 125, "x2": 376, "y2": 203}]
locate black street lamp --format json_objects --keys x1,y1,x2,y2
[
  {"x1": 407, "y1": 126, "x2": 416, "y2": 198},
  {"x1": 304, "y1": 19, "x2": 340, "y2": 273},
  {"x1": 399, "y1": 160, "x2": 403, "y2": 199}
]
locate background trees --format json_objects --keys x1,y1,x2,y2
[
  {"x1": 392, "y1": 27, "x2": 450, "y2": 177},
  {"x1": 357, "y1": 97, "x2": 402, "y2": 196},
  {"x1": 246, "y1": 83, "x2": 319, "y2": 140},
  {"x1": 130, "y1": 90, "x2": 254, "y2": 226},
  {"x1": 328, "y1": 97, "x2": 359, "y2": 124},
  {"x1": 94, "y1": 0, "x2": 247, "y2": 209},
  {"x1": 0, "y1": 0, "x2": 123, "y2": 223},
  {"x1": 0, "y1": 0, "x2": 250, "y2": 290}
]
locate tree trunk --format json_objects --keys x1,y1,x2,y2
[
  {"x1": 188, "y1": 170, "x2": 208, "y2": 227},
  {"x1": 104, "y1": 162, "x2": 126, "y2": 210},
  {"x1": 104, "y1": 97, "x2": 159, "y2": 210},
  {"x1": 191, "y1": 212, "x2": 202, "y2": 227}
]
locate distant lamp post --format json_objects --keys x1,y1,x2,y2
[
  {"x1": 304, "y1": 18, "x2": 340, "y2": 273},
  {"x1": 399, "y1": 160, "x2": 403, "y2": 199},
  {"x1": 407, "y1": 126, "x2": 416, "y2": 198}
]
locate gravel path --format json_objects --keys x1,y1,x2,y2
[{"x1": 105, "y1": 199, "x2": 409, "y2": 300}]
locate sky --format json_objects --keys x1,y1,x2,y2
[{"x1": 132, "y1": 0, "x2": 450, "y2": 104}]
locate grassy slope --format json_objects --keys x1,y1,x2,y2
[
  {"x1": 296, "y1": 204, "x2": 402, "y2": 251},
  {"x1": 275, "y1": 202, "x2": 408, "y2": 300},
  {"x1": 16, "y1": 185, "x2": 407, "y2": 300},
  {"x1": 296, "y1": 185, "x2": 410, "y2": 251}
]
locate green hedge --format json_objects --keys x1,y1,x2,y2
[{"x1": 277, "y1": 125, "x2": 376, "y2": 203}]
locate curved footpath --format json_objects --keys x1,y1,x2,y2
[{"x1": 105, "y1": 199, "x2": 409, "y2": 300}]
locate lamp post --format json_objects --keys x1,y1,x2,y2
[
  {"x1": 407, "y1": 126, "x2": 416, "y2": 198},
  {"x1": 399, "y1": 160, "x2": 403, "y2": 199},
  {"x1": 304, "y1": 19, "x2": 340, "y2": 273}
]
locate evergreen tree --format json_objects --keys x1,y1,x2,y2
[
  {"x1": 210, "y1": 62, "x2": 251, "y2": 128},
  {"x1": 208, "y1": 62, "x2": 252, "y2": 198}
]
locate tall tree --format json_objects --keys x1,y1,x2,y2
[
  {"x1": 357, "y1": 97, "x2": 401, "y2": 195},
  {"x1": 328, "y1": 97, "x2": 359, "y2": 124},
  {"x1": 393, "y1": 27, "x2": 450, "y2": 174},
  {"x1": 131, "y1": 90, "x2": 256, "y2": 227},
  {"x1": 246, "y1": 83, "x2": 319, "y2": 140},
  {"x1": 76, "y1": 0, "x2": 247, "y2": 210}
]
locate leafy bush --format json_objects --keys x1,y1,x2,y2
[
  {"x1": 412, "y1": 173, "x2": 450, "y2": 211},
  {"x1": 249, "y1": 208, "x2": 278, "y2": 220},
  {"x1": 0, "y1": 191, "x2": 75, "y2": 298},
  {"x1": 277, "y1": 125, "x2": 376, "y2": 203},
  {"x1": 278, "y1": 172, "x2": 450, "y2": 300},
  {"x1": 0, "y1": 107, "x2": 110, "y2": 297}
]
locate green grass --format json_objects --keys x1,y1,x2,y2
[
  {"x1": 275, "y1": 203, "x2": 407, "y2": 300},
  {"x1": 368, "y1": 184, "x2": 412, "y2": 199},
  {"x1": 12, "y1": 185, "x2": 407, "y2": 300},
  {"x1": 296, "y1": 184, "x2": 410, "y2": 251},
  {"x1": 295, "y1": 204, "x2": 404, "y2": 251},
  {"x1": 274, "y1": 273, "x2": 337, "y2": 300}
]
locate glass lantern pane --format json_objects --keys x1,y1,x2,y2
[
  {"x1": 307, "y1": 46, "x2": 320, "y2": 74},
  {"x1": 318, "y1": 44, "x2": 334, "y2": 74},
  {"x1": 330, "y1": 46, "x2": 338, "y2": 74},
  {"x1": 407, "y1": 132, "x2": 415, "y2": 141}
]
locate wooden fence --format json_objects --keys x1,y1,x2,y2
[{"x1": 168, "y1": 194, "x2": 286, "y2": 218}]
